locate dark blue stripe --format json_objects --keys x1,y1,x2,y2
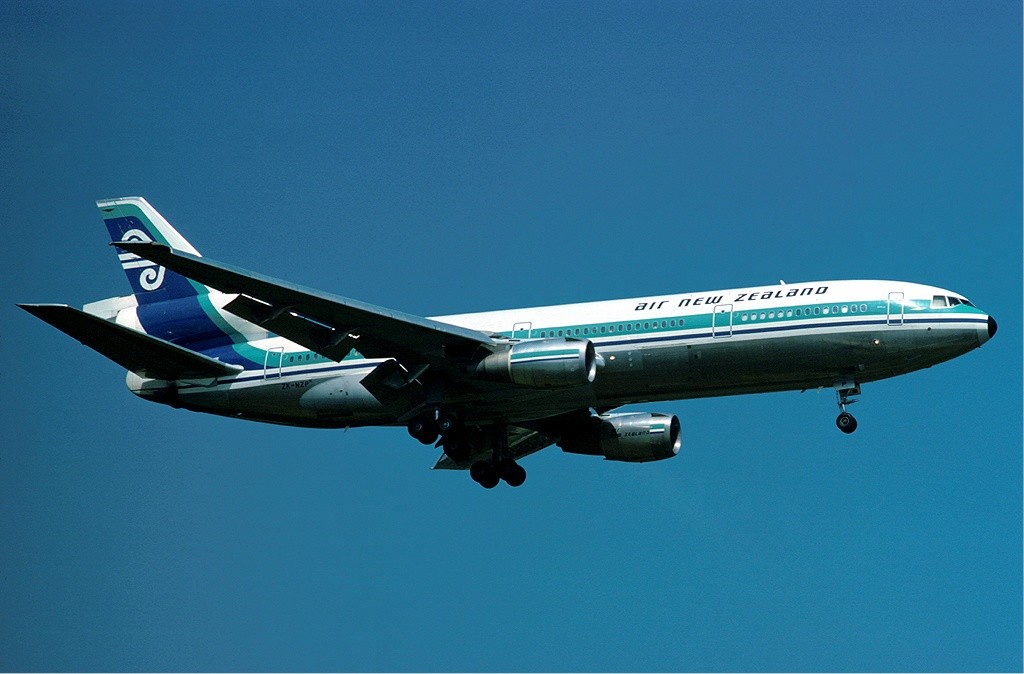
[{"x1": 594, "y1": 315, "x2": 987, "y2": 348}]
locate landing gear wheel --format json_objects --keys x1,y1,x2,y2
[
  {"x1": 836, "y1": 412, "x2": 858, "y2": 434},
  {"x1": 834, "y1": 380, "x2": 861, "y2": 435},
  {"x1": 499, "y1": 460, "x2": 526, "y2": 488},
  {"x1": 470, "y1": 461, "x2": 500, "y2": 489},
  {"x1": 443, "y1": 435, "x2": 471, "y2": 463},
  {"x1": 407, "y1": 417, "x2": 438, "y2": 445},
  {"x1": 437, "y1": 414, "x2": 458, "y2": 435}
]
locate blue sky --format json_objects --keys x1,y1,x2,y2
[{"x1": 2, "y1": 1, "x2": 1020, "y2": 671}]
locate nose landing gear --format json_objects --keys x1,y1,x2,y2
[{"x1": 834, "y1": 379, "x2": 861, "y2": 434}]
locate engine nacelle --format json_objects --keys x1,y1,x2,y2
[
  {"x1": 559, "y1": 413, "x2": 681, "y2": 462},
  {"x1": 475, "y1": 338, "x2": 597, "y2": 388}
]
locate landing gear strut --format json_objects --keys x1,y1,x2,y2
[
  {"x1": 412, "y1": 413, "x2": 526, "y2": 488},
  {"x1": 468, "y1": 424, "x2": 527, "y2": 489},
  {"x1": 834, "y1": 380, "x2": 861, "y2": 434}
]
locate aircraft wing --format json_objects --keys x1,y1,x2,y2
[
  {"x1": 432, "y1": 425, "x2": 557, "y2": 470},
  {"x1": 18, "y1": 303, "x2": 242, "y2": 383},
  {"x1": 114, "y1": 242, "x2": 498, "y2": 369}
]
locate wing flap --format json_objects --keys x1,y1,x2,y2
[
  {"x1": 224, "y1": 294, "x2": 359, "y2": 362},
  {"x1": 18, "y1": 303, "x2": 242, "y2": 382}
]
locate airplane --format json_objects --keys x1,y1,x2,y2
[{"x1": 19, "y1": 197, "x2": 998, "y2": 489}]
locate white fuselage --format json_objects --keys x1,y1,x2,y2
[{"x1": 121, "y1": 279, "x2": 993, "y2": 429}]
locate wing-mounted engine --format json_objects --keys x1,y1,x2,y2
[
  {"x1": 474, "y1": 338, "x2": 597, "y2": 388},
  {"x1": 559, "y1": 412, "x2": 681, "y2": 462}
]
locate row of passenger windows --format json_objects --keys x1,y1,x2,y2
[
  {"x1": 536, "y1": 319, "x2": 685, "y2": 339},
  {"x1": 532, "y1": 303, "x2": 874, "y2": 337},
  {"x1": 741, "y1": 304, "x2": 869, "y2": 321},
  {"x1": 287, "y1": 353, "x2": 323, "y2": 363}
]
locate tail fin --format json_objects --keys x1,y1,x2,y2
[{"x1": 98, "y1": 197, "x2": 207, "y2": 304}]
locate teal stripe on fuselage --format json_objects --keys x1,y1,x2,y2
[{"x1": 199, "y1": 298, "x2": 985, "y2": 383}]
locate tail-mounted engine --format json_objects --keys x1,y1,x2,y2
[
  {"x1": 474, "y1": 338, "x2": 597, "y2": 388},
  {"x1": 559, "y1": 412, "x2": 681, "y2": 462}
]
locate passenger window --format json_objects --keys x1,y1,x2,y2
[
  {"x1": 823, "y1": 307, "x2": 829, "y2": 315},
  {"x1": 741, "y1": 314, "x2": 748, "y2": 321},
  {"x1": 759, "y1": 312, "x2": 766, "y2": 320},
  {"x1": 786, "y1": 309, "x2": 793, "y2": 318},
  {"x1": 841, "y1": 305, "x2": 848, "y2": 314},
  {"x1": 813, "y1": 307, "x2": 820, "y2": 315},
  {"x1": 860, "y1": 304, "x2": 867, "y2": 312}
]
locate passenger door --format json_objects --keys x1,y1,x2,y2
[
  {"x1": 713, "y1": 304, "x2": 733, "y2": 338},
  {"x1": 887, "y1": 292, "x2": 905, "y2": 326}
]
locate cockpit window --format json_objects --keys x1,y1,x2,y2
[{"x1": 936, "y1": 295, "x2": 975, "y2": 308}]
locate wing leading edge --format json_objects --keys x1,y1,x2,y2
[
  {"x1": 113, "y1": 241, "x2": 498, "y2": 370},
  {"x1": 18, "y1": 303, "x2": 242, "y2": 383}
]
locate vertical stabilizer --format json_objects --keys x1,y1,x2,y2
[{"x1": 98, "y1": 197, "x2": 207, "y2": 304}]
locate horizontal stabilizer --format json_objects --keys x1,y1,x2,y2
[{"x1": 18, "y1": 304, "x2": 242, "y2": 382}]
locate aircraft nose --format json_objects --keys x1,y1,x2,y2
[{"x1": 988, "y1": 316, "x2": 998, "y2": 339}]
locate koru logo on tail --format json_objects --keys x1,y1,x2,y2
[{"x1": 119, "y1": 229, "x2": 165, "y2": 290}]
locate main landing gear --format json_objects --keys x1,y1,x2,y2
[
  {"x1": 468, "y1": 423, "x2": 527, "y2": 489},
  {"x1": 470, "y1": 458, "x2": 526, "y2": 489},
  {"x1": 407, "y1": 411, "x2": 469, "y2": 461},
  {"x1": 408, "y1": 412, "x2": 527, "y2": 488},
  {"x1": 834, "y1": 380, "x2": 861, "y2": 434}
]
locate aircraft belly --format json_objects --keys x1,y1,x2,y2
[
  {"x1": 588, "y1": 322, "x2": 982, "y2": 406},
  {"x1": 170, "y1": 370, "x2": 393, "y2": 427},
  {"x1": 168, "y1": 323, "x2": 984, "y2": 428}
]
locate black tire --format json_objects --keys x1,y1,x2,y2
[
  {"x1": 437, "y1": 415, "x2": 457, "y2": 435},
  {"x1": 444, "y1": 437, "x2": 470, "y2": 462},
  {"x1": 470, "y1": 460, "x2": 499, "y2": 489},
  {"x1": 501, "y1": 461, "x2": 526, "y2": 488},
  {"x1": 408, "y1": 417, "x2": 438, "y2": 445},
  {"x1": 836, "y1": 412, "x2": 858, "y2": 434}
]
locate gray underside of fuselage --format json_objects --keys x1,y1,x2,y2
[{"x1": 159, "y1": 323, "x2": 981, "y2": 429}]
